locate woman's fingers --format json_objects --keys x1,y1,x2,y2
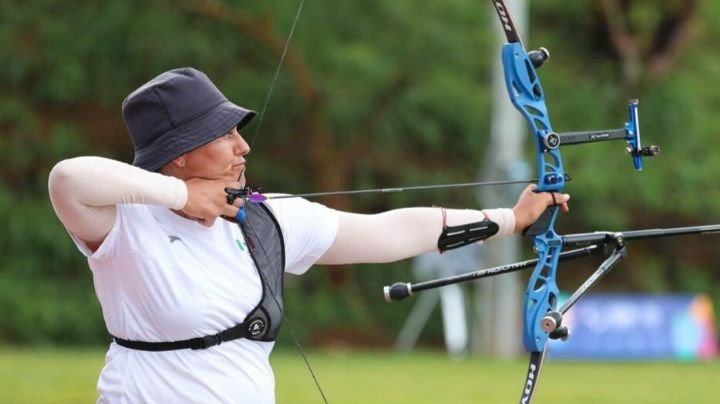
[
  {"x1": 512, "y1": 185, "x2": 572, "y2": 233},
  {"x1": 548, "y1": 192, "x2": 570, "y2": 212},
  {"x1": 223, "y1": 204, "x2": 241, "y2": 219}
]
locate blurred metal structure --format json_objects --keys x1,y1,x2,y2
[{"x1": 474, "y1": 0, "x2": 528, "y2": 358}]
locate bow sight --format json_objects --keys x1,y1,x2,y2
[{"x1": 546, "y1": 100, "x2": 660, "y2": 171}]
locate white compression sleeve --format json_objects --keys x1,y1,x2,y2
[
  {"x1": 48, "y1": 156, "x2": 188, "y2": 245},
  {"x1": 318, "y1": 207, "x2": 515, "y2": 265}
]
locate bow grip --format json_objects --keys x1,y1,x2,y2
[{"x1": 523, "y1": 206, "x2": 557, "y2": 236}]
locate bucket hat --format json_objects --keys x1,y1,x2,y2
[{"x1": 122, "y1": 67, "x2": 256, "y2": 171}]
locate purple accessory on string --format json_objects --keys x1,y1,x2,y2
[{"x1": 247, "y1": 192, "x2": 267, "y2": 203}]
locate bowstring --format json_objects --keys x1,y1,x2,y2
[
  {"x1": 242, "y1": 214, "x2": 329, "y2": 404},
  {"x1": 241, "y1": 1, "x2": 329, "y2": 402},
  {"x1": 248, "y1": 0, "x2": 307, "y2": 151}
]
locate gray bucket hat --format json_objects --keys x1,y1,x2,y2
[{"x1": 122, "y1": 67, "x2": 256, "y2": 171}]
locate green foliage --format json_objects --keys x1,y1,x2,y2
[
  {"x1": 0, "y1": 275, "x2": 106, "y2": 345},
  {"x1": 1, "y1": 349, "x2": 719, "y2": 403},
  {"x1": 1, "y1": 0, "x2": 719, "y2": 346}
]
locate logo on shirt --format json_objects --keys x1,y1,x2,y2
[
  {"x1": 235, "y1": 238, "x2": 246, "y2": 251},
  {"x1": 168, "y1": 235, "x2": 182, "y2": 244},
  {"x1": 247, "y1": 319, "x2": 266, "y2": 337}
]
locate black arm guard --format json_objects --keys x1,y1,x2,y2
[{"x1": 437, "y1": 219, "x2": 499, "y2": 252}]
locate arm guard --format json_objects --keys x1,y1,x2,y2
[{"x1": 437, "y1": 219, "x2": 499, "y2": 253}]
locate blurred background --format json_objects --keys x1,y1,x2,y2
[{"x1": 1, "y1": 0, "x2": 719, "y2": 402}]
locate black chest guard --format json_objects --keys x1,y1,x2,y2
[
  {"x1": 112, "y1": 202, "x2": 286, "y2": 351},
  {"x1": 238, "y1": 201, "x2": 286, "y2": 341}
]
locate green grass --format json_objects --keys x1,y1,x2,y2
[{"x1": 1, "y1": 348, "x2": 718, "y2": 403}]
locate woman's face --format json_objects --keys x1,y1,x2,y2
[{"x1": 179, "y1": 127, "x2": 250, "y2": 183}]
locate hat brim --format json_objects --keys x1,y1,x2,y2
[{"x1": 133, "y1": 101, "x2": 256, "y2": 171}]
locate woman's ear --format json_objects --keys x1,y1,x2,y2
[
  {"x1": 159, "y1": 155, "x2": 187, "y2": 176},
  {"x1": 168, "y1": 155, "x2": 187, "y2": 168}
]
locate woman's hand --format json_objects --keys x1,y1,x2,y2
[
  {"x1": 180, "y1": 178, "x2": 243, "y2": 226},
  {"x1": 512, "y1": 184, "x2": 570, "y2": 234}
]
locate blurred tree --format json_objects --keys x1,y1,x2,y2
[{"x1": 593, "y1": 0, "x2": 699, "y2": 92}]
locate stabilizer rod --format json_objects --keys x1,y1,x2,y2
[
  {"x1": 383, "y1": 245, "x2": 601, "y2": 302},
  {"x1": 563, "y1": 224, "x2": 720, "y2": 248}
]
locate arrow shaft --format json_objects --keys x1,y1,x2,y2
[{"x1": 261, "y1": 178, "x2": 544, "y2": 200}]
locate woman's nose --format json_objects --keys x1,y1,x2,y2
[{"x1": 235, "y1": 132, "x2": 250, "y2": 156}]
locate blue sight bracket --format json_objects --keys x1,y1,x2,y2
[
  {"x1": 626, "y1": 100, "x2": 644, "y2": 170},
  {"x1": 625, "y1": 100, "x2": 661, "y2": 170}
]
